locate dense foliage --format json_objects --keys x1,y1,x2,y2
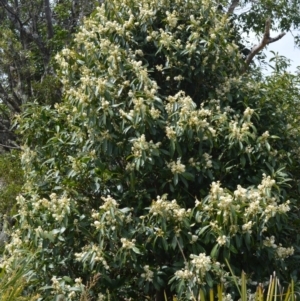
[
  {"x1": 0, "y1": 151, "x2": 23, "y2": 215},
  {"x1": 1, "y1": 0, "x2": 300, "y2": 300}
]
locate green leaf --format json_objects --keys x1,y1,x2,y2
[
  {"x1": 173, "y1": 173, "x2": 179, "y2": 185},
  {"x1": 229, "y1": 244, "x2": 238, "y2": 254},
  {"x1": 181, "y1": 172, "x2": 195, "y2": 181},
  {"x1": 62, "y1": 276, "x2": 72, "y2": 282},
  {"x1": 210, "y1": 244, "x2": 219, "y2": 259},
  {"x1": 132, "y1": 246, "x2": 141, "y2": 254},
  {"x1": 197, "y1": 225, "x2": 211, "y2": 237},
  {"x1": 240, "y1": 155, "x2": 246, "y2": 167},
  {"x1": 206, "y1": 272, "x2": 213, "y2": 287},
  {"x1": 162, "y1": 238, "x2": 168, "y2": 251},
  {"x1": 171, "y1": 235, "x2": 177, "y2": 250}
]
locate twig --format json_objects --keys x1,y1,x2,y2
[{"x1": 0, "y1": 143, "x2": 21, "y2": 150}]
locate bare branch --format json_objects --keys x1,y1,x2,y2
[
  {"x1": 0, "y1": 82, "x2": 21, "y2": 113},
  {"x1": 0, "y1": 143, "x2": 21, "y2": 150},
  {"x1": 227, "y1": 0, "x2": 240, "y2": 14},
  {"x1": 267, "y1": 33, "x2": 286, "y2": 44},
  {"x1": 243, "y1": 18, "x2": 285, "y2": 73}
]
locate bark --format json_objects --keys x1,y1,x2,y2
[
  {"x1": 227, "y1": 0, "x2": 239, "y2": 15},
  {"x1": 0, "y1": 82, "x2": 21, "y2": 113},
  {"x1": 44, "y1": 0, "x2": 54, "y2": 39}
]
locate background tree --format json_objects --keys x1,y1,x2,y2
[{"x1": 0, "y1": 0, "x2": 102, "y2": 150}]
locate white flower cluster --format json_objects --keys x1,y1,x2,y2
[
  {"x1": 149, "y1": 195, "x2": 190, "y2": 222},
  {"x1": 174, "y1": 268, "x2": 194, "y2": 280},
  {"x1": 91, "y1": 195, "x2": 131, "y2": 230},
  {"x1": 99, "y1": 195, "x2": 119, "y2": 211},
  {"x1": 149, "y1": 107, "x2": 161, "y2": 119},
  {"x1": 75, "y1": 244, "x2": 109, "y2": 270},
  {"x1": 28, "y1": 193, "x2": 72, "y2": 223},
  {"x1": 141, "y1": 265, "x2": 154, "y2": 282},
  {"x1": 263, "y1": 236, "x2": 294, "y2": 259},
  {"x1": 257, "y1": 173, "x2": 276, "y2": 191},
  {"x1": 187, "y1": 158, "x2": 197, "y2": 167},
  {"x1": 131, "y1": 134, "x2": 161, "y2": 158},
  {"x1": 210, "y1": 181, "x2": 224, "y2": 199},
  {"x1": 167, "y1": 158, "x2": 186, "y2": 174},
  {"x1": 174, "y1": 253, "x2": 220, "y2": 286},
  {"x1": 51, "y1": 276, "x2": 62, "y2": 294},
  {"x1": 51, "y1": 193, "x2": 71, "y2": 222},
  {"x1": 165, "y1": 91, "x2": 194, "y2": 113},
  {"x1": 263, "y1": 236, "x2": 277, "y2": 248},
  {"x1": 243, "y1": 107, "x2": 254, "y2": 119},
  {"x1": 20, "y1": 146, "x2": 37, "y2": 165},
  {"x1": 165, "y1": 125, "x2": 177, "y2": 140},
  {"x1": 229, "y1": 120, "x2": 253, "y2": 141},
  {"x1": 165, "y1": 91, "x2": 216, "y2": 140},
  {"x1": 190, "y1": 253, "x2": 212, "y2": 274},
  {"x1": 0, "y1": 230, "x2": 23, "y2": 268},
  {"x1": 242, "y1": 221, "x2": 253, "y2": 234},
  {"x1": 233, "y1": 185, "x2": 247, "y2": 201},
  {"x1": 50, "y1": 275, "x2": 85, "y2": 299},
  {"x1": 202, "y1": 177, "x2": 291, "y2": 237},
  {"x1": 166, "y1": 11, "x2": 178, "y2": 28},
  {"x1": 120, "y1": 238, "x2": 136, "y2": 250},
  {"x1": 261, "y1": 131, "x2": 270, "y2": 140},
  {"x1": 215, "y1": 77, "x2": 233, "y2": 97},
  {"x1": 218, "y1": 194, "x2": 233, "y2": 213},
  {"x1": 217, "y1": 235, "x2": 227, "y2": 246},
  {"x1": 203, "y1": 152, "x2": 213, "y2": 168},
  {"x1": 222, "y1": 293, "x2": 234, "y2": 301},
  {"x1": 276, "y1": 246, "x2": 294, "y2": 259}
]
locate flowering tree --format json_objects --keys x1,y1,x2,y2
[{"x1": 2, "y1": 0, "x2": 300, "y2": 300}]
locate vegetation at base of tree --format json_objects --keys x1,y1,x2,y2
[
  {"x1": 0, "y1": 253, "x2": 39, "y2": 301},
  {"x1": 0, "y1": 0, "x2": 300, "y2": 300}
]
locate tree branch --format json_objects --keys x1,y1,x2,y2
[
  {"x1": 0, "y1": 82, "x2": 21, "y2": 113},
  {"x1": 243, "y1": 18, "x2": 285, "y2": 73},
  {"x1": 0, "y1": 143, "x2": 21, "y2": 150},
  {"x1": 227, "y1": 0, "x2": 240, "y2": 14},
  {"x1": 44, "y1": 0, "x2": 54, "y2": 39}
]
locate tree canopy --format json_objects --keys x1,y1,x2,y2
[{"x1": 1, "y1": 0, "x2": 300, "y2": 300}]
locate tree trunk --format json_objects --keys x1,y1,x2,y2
[{"x1": 44, "y1": 0, "x2": 54, "y2": 39}]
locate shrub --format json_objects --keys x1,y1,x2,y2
[{"x1": 2, "y1": 0, "x2": 300, "y2": 300}]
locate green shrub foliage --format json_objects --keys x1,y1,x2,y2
[
  {"x1": 0, "y1": 152, "x2": 23, "y2": 215},
  {"x1": 3, "y1": 0, "x2": 300, "y2": 300}
]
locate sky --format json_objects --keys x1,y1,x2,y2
[{"x1": 266, "y1": 30, "x2": 300, "y2": 73}]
